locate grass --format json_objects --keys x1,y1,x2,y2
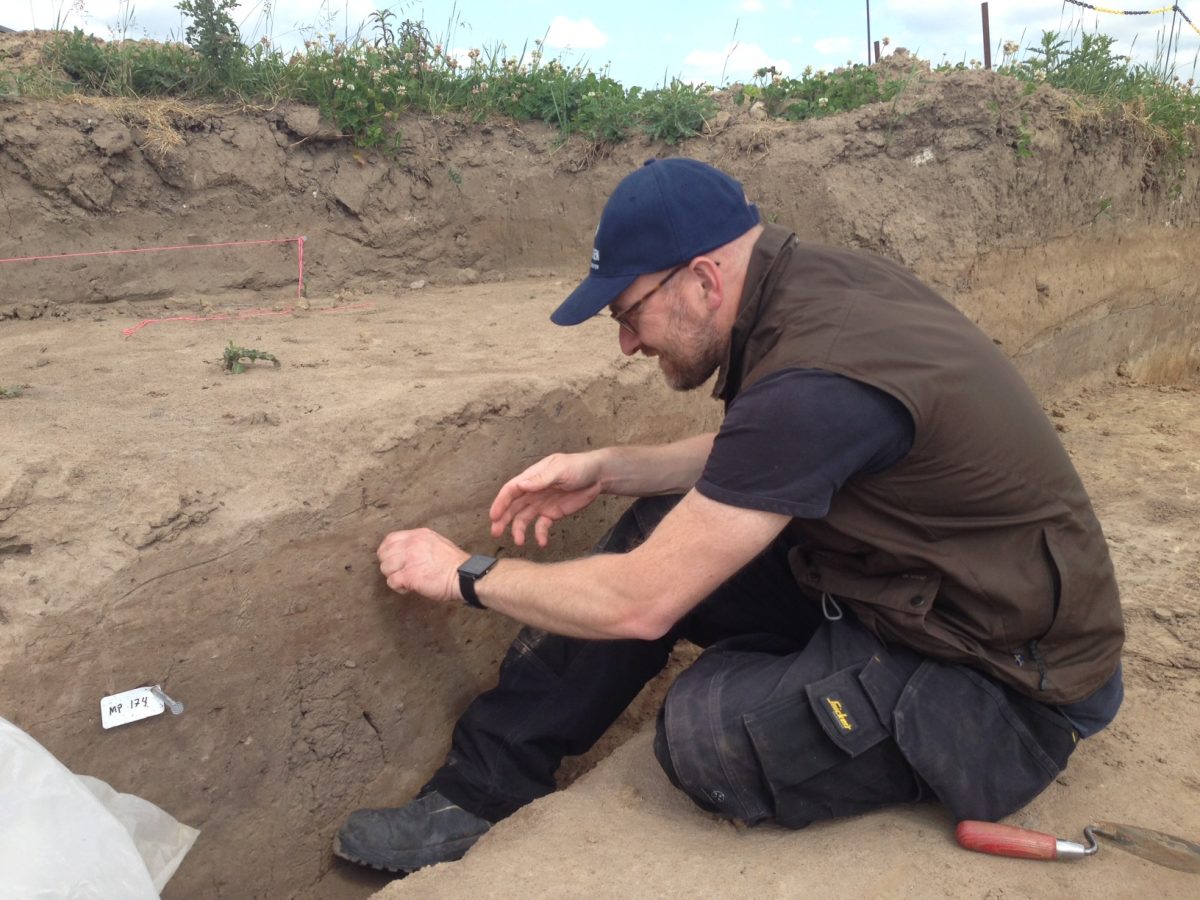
[
  {"x1": 27, "y1": 3, "x2": 1200, "y2": 163},
  {"x1": 948, "y1": 29, "x2": 1200, "y2": 161}
]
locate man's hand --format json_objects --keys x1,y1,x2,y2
[
  {"x1": 489, "y1": 452, "x2": 604, "y2": 547},
  {"x1": 377, "y1": 528, "x2": 470, "y2": 602}
]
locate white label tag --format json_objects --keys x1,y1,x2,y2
[{"x1": 101, "y1": 686, "x2": 165, "y2": 729}]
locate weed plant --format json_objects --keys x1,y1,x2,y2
[
  {"x1": 223, "y1": 342, "x2": 280, "y2": 374},
  {"x1": 733, "y1": 64, "x2": 906, "y2": 120},
  {"x1": 35, "y1": 2, "x2": 1200, "y2": 162},
  {"x1": 945, "y1": 28, "x2": 1199, "y2": 161},
  {"x1": 43, "y1": 5, "x2": 718, "y2": 148}
]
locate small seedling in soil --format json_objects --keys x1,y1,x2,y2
[
  {"x1": 223, "y1": 342, "x2": 281, "y2": 374},
  {"x1": 0, "y1": 385, "x2": 25, "y2": 399}
]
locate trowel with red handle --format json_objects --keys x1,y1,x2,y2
[{"x1": 956, "y1": 820, "x2": 1200, "y2": 874}]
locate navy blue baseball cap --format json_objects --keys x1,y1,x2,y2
[{"x1": 550, "y1": 158, "x2": 760, "y2": 326}]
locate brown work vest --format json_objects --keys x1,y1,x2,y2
[{"x1": 713, "y1": 225, "x2": 1123, "y2": 703}]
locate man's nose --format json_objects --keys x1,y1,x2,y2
[{"x1": 618, "y1": 326, "x2": 640, "y2": 356}]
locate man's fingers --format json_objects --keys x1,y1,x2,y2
[
  {"x1": 510, "y1": 503, "x2": 540, "y2": 546},
  {"x1": 491, "y1": 491, "x2": 537, "y2": 536},
  {"x1": 489, "y1": 477, "x2": 544, "y2": 526},
  {"x1": 489, "y1": 457, "x2": 573, "y2": 523},
  {"x1": 488, "y1": 480, "x2": 523, "y2": 523},
  {"x1": 534, "y1": 514, "x2": 553, "y2": 548}
]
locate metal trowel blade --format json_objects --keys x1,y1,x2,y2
[{"x1": 1092, "y1": 821, "x2": 1200, "y2": 874}]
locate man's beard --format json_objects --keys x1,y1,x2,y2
[{"x1": 657, "y1": 304, "x2": 727, "y2": 392}]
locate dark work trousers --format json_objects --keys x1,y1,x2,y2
[{"x1": 424, "y1": 496, "x2": 1080, "y2": 827}]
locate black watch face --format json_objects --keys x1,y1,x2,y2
[{"x1": 461, "y1": 554, "x2": 496, "y2": 578}]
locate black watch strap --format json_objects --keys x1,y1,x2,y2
[{"x1": 457, "y1": 554, "x2": 497, "y2": 609}]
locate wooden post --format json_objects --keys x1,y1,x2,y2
[
  {"x1": 874, "y1": 40, "x2": 882, "y2": 63},
  {"x1": 866, "y1": 0, "x2": 873, "y2": 66},
  {"x1": 982, "y1": 2, "x2": 992, "y2": 70}
]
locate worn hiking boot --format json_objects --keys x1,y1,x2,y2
[{"x1": 333, "y1": 790, "x2": 491, "y2": 873}]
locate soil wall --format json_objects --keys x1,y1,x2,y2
[{"x1": 3, "y1": 69, "x2": 1198, "y2": 389}]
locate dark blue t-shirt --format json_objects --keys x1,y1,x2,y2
[
  {"x1": 694, "y1": 367, "x2": 1120, "y2": 735},
  {"x1": 696, "y1": 368, "x2": 913, "y2": 517}
]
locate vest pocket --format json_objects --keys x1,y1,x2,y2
[{"x1": 795, "y1": 561, "x2": 941, "y2": 618}]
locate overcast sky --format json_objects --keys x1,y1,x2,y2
[{"x1": 8, "y1": 1, "x2": 1200, "y2": 87}]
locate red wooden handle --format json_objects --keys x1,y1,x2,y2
[{"x1": 956, "y1": 821, "x2": 1059, "y2": 860}]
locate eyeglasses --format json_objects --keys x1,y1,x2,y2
[{"x1": 609, "y1": 264, "x2": 688, "y2": 335}]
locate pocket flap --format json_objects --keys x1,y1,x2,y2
[
  {"x1": 805, "y1": 667, "x2": 888, "y2": 758},
  {"x1": 791, "y1": 555, "x2": 942, "y2": 616}
]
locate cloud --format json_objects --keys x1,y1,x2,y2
[
  {"x1": 813, "y1": 35, "x2": 854, "y2": 55},
  {"x1": 544, "y1": 16, "x2": 608, "y2": 50},
  {"x1": 682, "y1": 41, "x2": 790, "y2": 84},
  {"x1": 877, "y1": 0, "x2": 1185, "y2": 65}
]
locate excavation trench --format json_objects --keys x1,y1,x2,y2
[
  {"x1": 1, "y1": 66, "x2": 1199, "y2": 900},
  {"x1": 0, "y1": 285, "x2": 723, "y2": 900},
  {"x1": 1, "y1": 266, "x2": 1195, "y2": 900}
]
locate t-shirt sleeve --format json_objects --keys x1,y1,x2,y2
[{"x1": 695, "y1": 368, "x2": 915, "y2": 519}]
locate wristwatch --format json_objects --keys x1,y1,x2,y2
[{"x1": 457, "y1": 554, "x2": 498, "y2": 609}]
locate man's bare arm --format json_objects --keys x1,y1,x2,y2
[
  {"x1": 476, "y1": 489, "x2": 788, "y2": 639},
  {"x1": 489, "y1": 433, "x2": 716, "y2": 547},
  {"x1": 594, "y1": 433, "x2": 716, "y2": 497}
]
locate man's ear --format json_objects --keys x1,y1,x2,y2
[{"x1": 692, "y1": 257, "x2": 723, "y2": 310}]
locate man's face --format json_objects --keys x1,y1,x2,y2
[
  {"x1": 612, "y1": 265, "x2": 727, "y2": 392},
  {"x1": 655, "y1": 296, "x2": 727, "y2": 391}
]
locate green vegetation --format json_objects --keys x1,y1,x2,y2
[
  {"x1": 1003, "y1": 31, "x2": 1198, "y2": 161},
  {"x1": 941, "y1": 30, "x2": 1199, "y2": 160},
  {"x1": 0, "y1": 385, "x2": 25, "y2": 399},
  {"x1": 222, "y1": 342, "x2": 280, "y2": 375},
  {"x1": 39, "y1": 3, "x2": 722, "y2": 148},
  {"x1": 732, "y1": 64, "x2": 907, "y2": 120},
  {"x1": 26, "y1": 3, "x2": 1200, "y2": 162}
]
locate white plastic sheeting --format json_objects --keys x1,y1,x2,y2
[{"x1": 0, "y1": 717, "x2": 199, "y2": 899}]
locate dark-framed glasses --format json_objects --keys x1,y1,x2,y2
[{"x1": 609, "y1": 263, "x2": 688, "y2": 335}]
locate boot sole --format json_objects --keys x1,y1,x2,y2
[{"x1": 332, "y1": 832, "x2": 480, "y2": 874}]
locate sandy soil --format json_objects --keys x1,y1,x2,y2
[
  {"x1": 1, "y1": 37, "x2": 1198, "y2": 899},
  {"x1": 0, "y1": 280, "x2": 717, "y2": 900},
  {"x1": 2, "y1": 289, "x2": 1197, "y2": 899}
]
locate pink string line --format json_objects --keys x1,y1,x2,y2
[
  {"x1": 0, "y1": 236, "x2": 307, "y2": 299},
  {"x1": 120, "y1": 301, "x2": 375, "y2": 338}
]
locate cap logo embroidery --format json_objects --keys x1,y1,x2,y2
[{"x1": 591, "y1": 247, "x2": 600, "y2": 270}]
